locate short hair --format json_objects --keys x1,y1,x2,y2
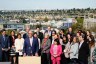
[
  {"x1": 17, "y1": 33, "x2": 21, "y2": 37},
  {"x1": 72, "y1": 35, "x2": 78, "y2": 42},
  {"x1": 60, "y1": 29, "x2": 65, "y2": 33},
  {"x1": 44, "y1": 33, "x2": 49, "y2": 37},
  {"x1": 52, "y1": 30, "x2": 56, "y2": 34},
  {"x1": 28, "y1": 30, "x2": 33, "y2": 34},
  {"x1": 36, "y1": 27, "x2": 40, "y2": 29},
  {"x1": 33, "y1": 32, "x2": 37, "y2": 35},
  {"x1": 81, "y1": 34, "x2": 85, "y2": 39},
  {"x1": 54, "y1": 38, "x2": 60, "y2": 45},
  {"x1": 1, "y1": 29, "x2": 6, "y2": 33},
  {"x1": 10, "y1": 30, "x2": 15, "y2": 34}
]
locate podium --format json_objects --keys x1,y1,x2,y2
[
  {"x1": 19, "y1": 56, "x2": 41, "y2": 64},
  {"x1": 0, "y1": 62, "x2": 11, "y2": 64}
]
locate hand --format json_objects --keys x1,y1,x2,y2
[
  {"x1": 2, "y1": 48, "x2": 5, "y2": 51},
  {"x1": 53, "y1": 55, "x2": 57, "y2": 57},
  {"x1": 12, "y1": 46, "x2": 15, "y2": 48},
  {"x1": 18, "y1": 49, "x2": 22, "y2": 51},
  {"x1": 92, "y1": 57, "x2": 95, "y2": 60},
  {"x1": 35, "y1": 53, "x2": 38, "y2": 56},
  {"x1": 64, "y1": 50, "x2": 66, "y2": 53},
  {"x1": 8, "y1": 47, "x2": 10, "y2": 50},
  {"x1": 91, "y1": 57, "x2": 93, "y2": 62},
  {"x1": 23, "y1": 53, "x2": 26, "y2": 56},
  {"x1": 43, "y1": 51, "x2": 46, "y2": 53}
]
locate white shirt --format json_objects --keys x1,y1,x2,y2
[
  {"x1": 48, "y1": 30, "x2": 51, "y2": 36},
  {"x1": 15, "y1": 38, "x2": 24, "y2": 55},
  {"x1": 29, "y1": 37, "x2": 33, "y2": 46},
  {"x1": 52, "y1": 36, "x2": 54, "y2": 44},
  {"x1": 79, "y1": 41, "x2": 84, "y2": 49},
  {"x1": 38, "y1": 38, "x2": 40, "y2": 49}
]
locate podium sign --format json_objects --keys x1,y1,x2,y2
[
  {"x1": 0, "y1": 62, "x2": 11, "y2": 64},
  {"x1": 19, "y1": 56, "x2": 41, "y2": 64}
]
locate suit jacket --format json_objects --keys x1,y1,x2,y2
[
  {"x1": 0, "y1": 42, "x2": 2, "y2": 61},
  {"x1": 45, "y1": 30, "x2": 52, "y2": 36},
  {"x1": 23, "y1": 33, "x2": 28, "y2": 39},
  {"x1": 9, "y1": 35, "x2": 17, "y2": 47},
  {"x1": 78, "y1": 41, "x2": 89, "y2": 64},
  {"x1": 0, "y1": 35, "x2": 10, "y2": 49},
  {"x1": 50, "y1": 44, "x2": 62, "y2": 60},
  {"x1": 23, "y1": 37, "x2": 39, "y2": 56},
  {"x1": 36, "y1": 32, "x2": 43, "y2": 43},
  {"x1": 41, "y1": 39, "x2": 51, "y2": 53}
]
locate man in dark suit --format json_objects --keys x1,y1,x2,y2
[
  {"x1": 36, "y1": 27, "x2": 43, "y2": 42},
  {"x1": 0, "y1": 41, "x2": 2, "y2": 62},
  {"x1": 23, "y1": 27, "x2": 30, "y2": 39},
  {"x1": 0, "y1": 29, "x2": 10, "y2": 61},
  {"x1": 23, "y1": 30, "x2": 39, "y2": 56},
  {"x1": 78, "y1": 34, "x2": 89, "y2": 64},
  {"x1": 67, "y1": 27, "x2": 74, "y2": 37},
  {"x1": 36, "y1": 27, "x2": 43, "y2": 56},
  {"x1": 45, "y1": 26, "x2": 52, "y2": 37}
]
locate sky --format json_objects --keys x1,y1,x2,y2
[{"x1": 0, "y1": 0, "x2": 96, "y2": 10}]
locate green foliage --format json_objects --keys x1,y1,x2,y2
[
  {"x1": 35, "y1": 24, "x2": 42, "y2": 28},
  {"x1": 44, "y1": 17, "x2": 49, "y2": 22},
  {"x1": 22, "y1": 19, "x2": 27, "y2": 23},
  {"x1": 72, "y1": 17, "x2": 84, "y2": 32},
  {"x1": 76, "y1": 17, "x2": 84, "y2": 24},
  {"x1": 90, "y1": 25, "x2": 96, "y2": 33},
  {"x1": 6, "y1": 29, "x2": 13, "y2": 35}
]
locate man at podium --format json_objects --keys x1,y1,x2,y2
[{"x1": 23, "y1": 30, "x2": 39, "y2": 56}]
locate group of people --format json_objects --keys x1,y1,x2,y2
[
  {"x1": 0, "y1": 26, "x2": 96, "y2": 64},
  {"x1": 0, "y1": 27, "x2": 43, "y2": 64},
  {"x1": 41, "y1": 27, "x2": 96, "y2": 64}
]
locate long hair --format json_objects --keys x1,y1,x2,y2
[{"x1": 89, "y1": 35, "x2": 95, "y2": 48}]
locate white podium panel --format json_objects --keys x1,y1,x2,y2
[
  {"x1": 0, "y1": 62, "x2": 11, "y2": 64},
  {"x1": 19, "y1": 56, "x2": 41, "y2": 64}
]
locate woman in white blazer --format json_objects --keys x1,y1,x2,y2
[{"x1": 15, "y1": 33, "x2": 24, "y2": 56}]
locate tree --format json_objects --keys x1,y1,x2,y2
[
  {"x1": 36, "y1": 24, "x2": 42, "y2": 28},
  {"x1": 72, "y1": 17, "x2": 84, "y2": 32},
  {"x1": 44, "y1": 17, "x2": 48, "y2": 22}
]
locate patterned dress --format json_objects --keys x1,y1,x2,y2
[{"x1": 92, "y1": 47, "x2": 96, "y2": 64}]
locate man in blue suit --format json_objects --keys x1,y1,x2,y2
[
  {"x1": 0, "y1": 41, "x2": 2, "y2": 62},
  {"x1": 0, "y1": 29, "x2": 10, "y2": 61},
  {"x1": 23, "y1": 30, "x2": 39, "y2": 56}
]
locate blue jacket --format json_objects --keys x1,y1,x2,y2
[
  {"x1": 0, "y1": 35, "x2": 10, "y2": 61},
  {"x1": 0, "y1": 35, "x2": 10, "y2": 49},
  {"x1": 23, "y1": 37, "x2": 39, "y2": 56},
  {"x1": 0, "y1": 42, "x2": 2, "y2": 61}
]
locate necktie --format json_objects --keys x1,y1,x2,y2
[{"x1": 3, "y1": 36, "x2": 5, "y2": 41}]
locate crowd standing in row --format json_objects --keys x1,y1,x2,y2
[{"x1": 0, "y1": 26, "x2": 96, "y2": 64}]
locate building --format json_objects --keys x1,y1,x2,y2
[
  {"x1": 49, "y1": 18, "x2": 77, "y2": 29},
  {"x1": 83, "y1": 18, "x2": 96, "y2": 29},
  {"x1": 0, "y1": 21, "x2": 25, "y2": 30}
]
